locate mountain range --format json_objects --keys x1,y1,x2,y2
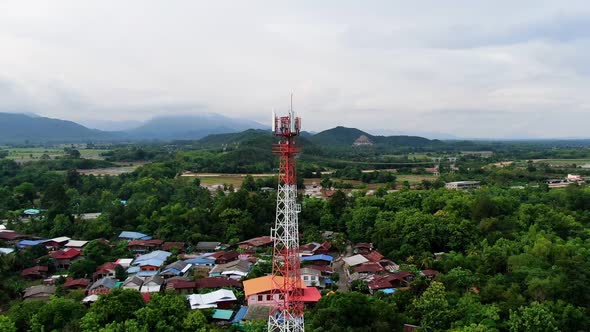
[
  {"x1": 127, "y1": 114, "x2": 267, "y2": 140},
  {"x1": 0, "y1": 112, "x2": 437, "y2": 147},
  {"x1": 0, "y1": 113, "x2": 122, "y2": 143}
]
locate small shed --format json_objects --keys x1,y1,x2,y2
[{"x1": 212, "y1": 309, "x2": 234, "y2": 321}]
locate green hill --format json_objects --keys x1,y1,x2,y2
[
  {"x1": 0, "y1": 113, "x2": 121, "y2": 143},
  {"x1": 197, "y1": 129, "x2": 273, "y2": 146},
  {"x1": 310, "y1": 126, "x2": 436, "y2": 146},
  {"x1": 197, "y1": 129, "x2": 312, "y2": 148},
  {"x1": 310, "y1": 126, "x2": 370, "y2": 146}
]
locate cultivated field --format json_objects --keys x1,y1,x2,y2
[
  {"x1": 2, "y1": 147, "x2": 107, "y2": 162},
  {"x1": 533, "y1": 159, "x2": 590, "y2": 166},
  {"x1": 180, "y1": 172, "x2": 275, "y2": 188},
  {"x1": 77, "y1": 166, "x2": 138, "y2": 176},
  {"x1": 396, "y1": 174, "x2": 439, "y2": 184}
]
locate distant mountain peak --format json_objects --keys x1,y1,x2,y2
[
  {"x1": 127, "y1": 113, "x2": 268, "y2": 140},
  {"x1": 0, "y1": 112, "x2": 119, "y2": 143}
]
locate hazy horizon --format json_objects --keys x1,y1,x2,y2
[{"x1": 1, "y1": 1, "x2": 589, "y2": 139}]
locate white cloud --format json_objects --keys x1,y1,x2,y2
[{"x1": 0, "y1": 0, "x2": 589, "y2": 138}]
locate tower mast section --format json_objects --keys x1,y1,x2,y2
[{"x1": 268, "y1": 97, "x2": 304, "y2": 332}]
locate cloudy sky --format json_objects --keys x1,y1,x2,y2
[{"x1": 1, "y1": 1, "x2": 589, "y2": 138}]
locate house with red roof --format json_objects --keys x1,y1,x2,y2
[
  {"x1": 299, "y1": 242, "x2": 332, "y2": 256},
  {"x1": 214, "y1": 250, "x2": 240, "y2": 265},
  {"x1": 93, "y1": 262, "x2": 119, "y2": 280},
  {"x1": 162, "y1": 242, "x2": 185, "y2": 253},
  {"x1": 421, "y1": 269, "x2": 439, "y2": 279},
  {"x1": 168, "y1": 277, "x2": 242, "y2": 294},
  {"x1": 353, "y1": 262, "x2": 385, "y2": 275},
  {"x1": 306, "y1": 265, "x2": 333, "y2": 274},
  {"x1": 238, "y1": 236, "x2": 274, "y2": 251},
  {"x1": 0, "y1": 231, "x2": 30, "y2": 243},
  {"x1": 51, "y1": 248, "x2": 81, "y2": 269},
  {"x1": 363, "y1": 251, "x2": 384, "y2": 263},
  {"x1": 196, "y1": 276, "x2": 242, "y2": 290},
  {"x1": 167, "y1": 279, "x2": 197, "y2": 294},
  {"x1": 368, "y1": 271, "x2": 415, "y2": 294},
  {"x1": 353, "y1": 243, "x2": 374, "y2": 255},
  {"x1": 21, "y1": 265, "x2": 49, "y2": 280},
  {"x1": 127, "y1": 239, "x2": 163, "y2": 253},
  {"x1": 63, "y1": 278, "x2": 90, "y2": 290}
]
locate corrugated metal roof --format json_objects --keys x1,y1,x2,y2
[
  {"x1": 17, "y1": 239, "x2": 47, "y2": 248},
  {"x1": 300, "y1": 254, "x2": 333, "y2": 262},
  {"x1": 49, "y1": 236, "x2": 71, "y2": 243},
  {"x1": 187, "y1": 289, "x2": 237, "y2": 310},
  {"x1": 231, "y1": 306, "x2": 248, "y2": 323},
  {"x1": 0, "y1": 248, "x2": 15, "y2": 254},
  {"x1": 118, "y1": 231, "x2": 151, "y2": 240},
  {"x1": 184, "y1": 256, "x2": 216, "y2": 265},
  {"x1": 136, "y1": 271, "x2": 158, "y2": 277},
  {"x1": 212, "y1": 309, "x2": 234, "y2": 320},
  {"x1": 243, "y1": 275, "x2": 305, "y2": 297},
  {"x1": 343, "y1": 254, "x2": 369, "y2": 267},
  {"x1": 65, "y1": 240, "x2": 88, "y2": 248}
]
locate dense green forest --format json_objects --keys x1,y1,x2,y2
[{"x1": 0, "y1": 140, "x2": 590, "y2": 331}]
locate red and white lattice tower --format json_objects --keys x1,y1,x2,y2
[{"x1": 268, "y1": 97, "x2": 304, "y2": 332}]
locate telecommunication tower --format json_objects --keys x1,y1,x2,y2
[{"x1": 268, "y1": 97, "x2": 305, "y2": 332}]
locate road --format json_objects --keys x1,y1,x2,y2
[{"x1": 332, "y1": 244, "x2": 353, "y2": 292}]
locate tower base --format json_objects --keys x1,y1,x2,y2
[{"x1": 268, "y1": 310, "x2": 305, "y2": 332}]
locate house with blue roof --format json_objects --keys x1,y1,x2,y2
[
  {"x1": 184, "y1": 256, "x2": 216, "y2": 266},
  {"x1": 128, "y1": 250, "x2": 171, "y2": 275},
  {"x1": 118, "y1": 231, "x2": 151, "y2": 241},
  {"x1": 160, "y1": 261, "x2": 193, "y2": 278},
  {"x1": 300, "y1": 254, "x2": 333, "y2": 265},
  {"x1": 126, "y1": 265, "x2": 141, "y2": 275},
  {"x1": 137, "y1": 270, "x2": 159, "y2": 278},
  {"x1": 17, "y1": 239, "x2": 47, "y2": 249},
  {"x1": 231, "y1": 306, "x2": 248, "y2": 324},
  {"x1": 136, "y1": 258, "x2": 165, "y2": 268},
  {"x1": 133, "y1": 250, "x2": 171, "y2": 263}
]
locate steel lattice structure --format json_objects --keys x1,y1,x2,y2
[{"x1": 268, "y1": 102, "x2": 305, "y2": 332}]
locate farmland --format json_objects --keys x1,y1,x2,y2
[
  {"x1": 180, "y1": 172, "x2": 275, "y2": 188},
  {"x1": 1, "y1": 146, "x2": 106, "y2": 163},
  {"x1": 533, "y1": 158, "x2": 590, "y2": 166}
]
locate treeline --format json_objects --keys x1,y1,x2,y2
[
  {"x1": 303, "y1": 185, "x2": 590, "y2": 331},
  {"x1": 1, "y1": 147, "x2": 590, "y2": 330}
]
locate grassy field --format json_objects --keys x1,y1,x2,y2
[
  {"x1": 77, "y1": 166, "x2": 139, "y2": 176},
  {"x1": 79, "y1": 149, "x2": 105, "y2": 159},
  {"x1": 533, "y1": 159, "x2": 590, "y2": 166},
  {"x1": 181, "y1": 172, "x2": 275, "y2": 187},
  {"x1": 3, "y1": 147, "x2": 63, "y2": 160},
  {"x1": 396, "y1": 174, "x2": 439, "y2": 184},
  {"x1": 304, "y1": 173, "x2": 439, "y2": 189},
  {"x1": 2, "y1": 147, "x2": 106, "y2": 162},
  {"x1": 379, "y1": 153, "x2": 433, "y2": 160}
]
